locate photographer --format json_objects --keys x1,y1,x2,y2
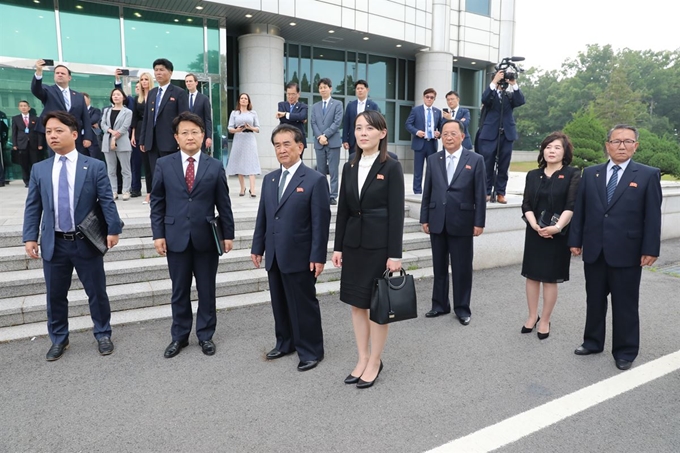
[{"x1": 476, "y1": 67, "x2": 525, "y2": 203}]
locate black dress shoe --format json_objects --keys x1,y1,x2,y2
[
  {"x1": 574, "y1": 345, "x2": 598, "y2": 355},
  {"x1": 46, "y1": 340, "x2": 69, "y2": 361},
  {"x1": 521, "y1": 316, "x2": 540, "y2": 334},
  {"x1": 458, "y1": 316, "x2": 471, "y2": 326},
  {"x1": 266, "y1": 348, "x2": 290, "y2": 360},
  {"x1": 297, "y1": 357, "x2": 323, "y2": 372},
  {"x1": 130, "y1": 190, "x2": 142, "y2": 198},
  {"x1": 344, "y1": 373, "x2": 361, "y2": 385},
  {"x1": 164, "y1": 339, "x2": 189, "y2": 358},
  {"x1": 357, "y1": 361, "x2": 384, "y2": 389},
  {"x1": 615, "y1": 359, "x2": 633, "y2": 370},
  {"x1": 199, "y1": 340, "x2": 216, "y2": 356},
  {"x1": 97, "y1": 336, "x2": 114, "y2": 355},
  {"x1": 425, "y1": 310, "x2": 449, "y2": 318},
  {"x1": 537, "y1": 323, "x2": 550, "y2": 340}
]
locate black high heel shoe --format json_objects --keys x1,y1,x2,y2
[
  {"x1": 357, "y1": 361, "x2": 383, "y2": 389},
  {"x1": 344, "y1": 373, "x2": 361, "y2": 385},
  {"x1": 537, "y1": 322, "x2": 551, "y2": 340},
  {"x1": 521, "y1": 316, "x2": 540, "y2": 334},
  {"x1": 249, "y1": 189, "x2": 257, "y2": 198},
  {"x1": 239, "y1": 190, "x2": 245, "y2": 197}
]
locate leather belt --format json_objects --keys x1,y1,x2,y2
[{"x1": 55, "y1": 231, "x2": 79, "y2": 241}]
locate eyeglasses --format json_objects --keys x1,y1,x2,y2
[
  {"x1": 178, "y1": 131, "x2": 203, "y2": 137},
  {"x1": 441, "y1": 132, "x2": 460, "y2": 138},
  {"x1": 608, "y1": 139, "x2": 636, "y2": 147}
]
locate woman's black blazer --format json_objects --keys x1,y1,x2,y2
[{"x1": 521, "y1": 165, "x2": 581, "y2": 216}]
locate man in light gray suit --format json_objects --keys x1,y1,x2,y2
[{"x1": 310, "y1": 77, "x2": 343, "y2": 205}]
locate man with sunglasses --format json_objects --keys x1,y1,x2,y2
[{"x1": 405, "y1": 88, "x2": 442, "y2": 194}]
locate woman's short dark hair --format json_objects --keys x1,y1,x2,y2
[
  {"x1": 351, "y1": 110, "x2": 389, "y2": 165},
  {"x1": 537, "y1": 131, "x2": 574, "y2": 168},
  {"x1": 172, "y1": 112, "x2": 205, "y2": 134},
  {"x1": 109, "y1": 87, "x2": 127, "y2": 105}
]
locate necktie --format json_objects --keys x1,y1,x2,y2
[
  {"x1": 606, "y1": 165, "x2": 621, "y2": 204},
  {"x1": 58, "y1": 156, "x2": 72, "y2": 232},
  {"x1": 62, "y1": 89, "x2": 71, "y2": 111},
  {"x1": 189, "y1": 93, "x2": 194, "y2": 112},
  {"x1": 289, "y1": 103, "x2": 294, "y2": 113},
  {"x1": 426, "y1": 108, "x2": 432, "y2": 139},
  {"x1": 447, "y1": 154, "x2": 456, "y2": 184},
  {"x1": 154, "y1": 87, "x2": 163, "y2": 124},
  {"x1": 185, "y1": 157, "x2": 195, "y2": 192},
  {"x1": 24, "y1": 116, "x2": 29, "y2": 127},
  {"x1": 278, "y1": 170, "x2": 289, "y2": 202},
  {"x1": 322, "y1": 101, "x2": 327, "y2": 115}
]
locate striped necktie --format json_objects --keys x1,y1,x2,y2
[{"x1": 606, "y1": 165, "x2": 621, "y2": 204}]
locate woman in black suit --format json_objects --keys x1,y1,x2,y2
[
  {"x1": 521, "y1": 132, "x2": 581, "y2": 339},
  {"x1": 332, "y1": 111, "x2": 405, "y2": 388}
]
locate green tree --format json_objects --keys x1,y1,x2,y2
[
  {"x1": 592, "y1": 68, "x2": 646, "y2": 126},
  {"x1": 635, "y1": 129, "x2": 680, "y2": 177},
  {"x1": 563, "y1": 109, "x2": 607, "y2": 169}
]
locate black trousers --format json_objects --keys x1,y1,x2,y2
[
  {"x1": 429, "y1": 230, "x2": 474, "y2": 318},
  {"x1": 18, "y1": 148, "x2": 42, "y2": 185}
]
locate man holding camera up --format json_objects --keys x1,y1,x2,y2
[{"x1": 476, "y1": 69, "x2": 525, "y2": 204}]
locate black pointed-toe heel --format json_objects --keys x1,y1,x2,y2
[
  {"x1": 521, "y1": 316, "x2": 540, "y2": 334},
  {"x1": 344, "y1": 373, "x2": 361, "y2": 385},
  {"x1": 357, "y1": 361, "x2": 383, "y2": 389},
  {"x1": 537, "y1": 322, "x2": 551, "y2": 340},
  {"x1": 249, "y1": 189, "x2": 257, "y2": 198}
]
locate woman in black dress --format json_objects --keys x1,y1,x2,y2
[
  {"x1": 332, "y1": 111, "x2": 405, "y2": 388},
  {"x1": 130, "y1": 73, "x2": 153, "y2": 203},
  {"x1": 521, "y1": 132, "x2": 581, "y2": 339}
]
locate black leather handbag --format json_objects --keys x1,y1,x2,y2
[
  {"x1": 76, "y1": 205, "x2": 123, "y2": 255},
  {"x1": 370, "y1": 269, "x2": 418, "y2": 325}
]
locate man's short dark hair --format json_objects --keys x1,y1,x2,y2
[
  {"x1": 185, "y1": 73, "x2": 198, "y2": 82},
  {"x1": 607, "y1": 124, "x2": 639, "y2": 141},
  {"x1": 445, "y1": 90, "x2": 459, "y2": 99},
  {"x1": 318, "y1": 78, "x2": 332, "y2": 88},
  {"x1": 441, "y1": 119, "x2": 464, "y2": 134},
  {"x1": 423, "y1": 88, "x2": 437, "y2": 97},
  {"x1": 19, "y1": 100, "x2": 30, "y2": 106},
  {"x1": 285, "y1": 82, "x2": 300, "y2": 92},
  {"x1": 54, "y1": 64, "x2": 72, "y2": 76},
  {"x1": 271, "y1": 124, "x2": 304, "y2": 145},
  {"x1": 153, "y1": 58, "x2": 174, "y2": 72},
  {"x1": 82, "y1": 92, "x2": 90, "y2": 100},
  {"x1": 355, "y1": 80, "x2": 368, "y2": 89},
  {"x1": 43, "y1": 111, "x2": 79, "y2": 132},
  {"x1": 172, "y1": 111, "x2": 204, "y2": 134}
]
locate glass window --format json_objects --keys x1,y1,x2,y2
[
  {"x1": 398, "y1": 59, "x2": 406, "y2": 101},
  {"x1": 407, "y1": 60, "x2": 416, "y2": 101},
  {"x1": 368, "y1": 55, "x2": 396, "y2": 99},
  {"x1": 0, "y1": 0, "x2": 57, "y2": 59},
  {"x1": 300, "y1": 46, "x2": 312, "y2": 93},
  {"x1": 123, "y1": 9, "x2": 204, "y2": 72},
  {"x1": 207, "y1": 19, "x2": 220, "y2": 75},
  {"x1": 60, "y1": 0, "x2": 122, "y2": 66},
  {"x1": 209, "y1": 81, "x2": 222, "y2": 159},
  {"x1": 312, "y1": 47, "x2": 345, "y2": 96},
  {"x1": 459, "y1": 68, "x2": 482, "y2": 107},
  {"x1": 399, "y1": 105, "x2": 414, "y2": 142},
  {"x1": 451, "y1": 67, "x2": 459, "y2": 93},
  {"x1": 226, "y1": 35, "x2": 237, "y2": 88},
  {"x1": 466, "y1": 0, "x2": 491, "y2": 16},
  {"x1": 358, "y1": 53, "x2": 368, "y2": 83},
  {"x1": 286, "y1": 45, "x2": 300, "y2": 85}
]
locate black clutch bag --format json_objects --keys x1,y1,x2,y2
[
  {"x1": 76, "y1": 205, "x2": 124, "y2": 255},
  {"x1": 370, "y1": 269, "x2": 418, "y2": 325},
  {"x1": 209, "y1": 217, "x2": 224, "y2": 256}
]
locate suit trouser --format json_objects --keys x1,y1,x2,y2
[
  {"x1": 412, "y1": 140, "x2": 438, "y2": 193},
  {"x1": 267, "y1": 258, "x2": 324, "y2": 362},
  {"x1": 19, "y1": 148, "x2": 41, "y2": 185},
  {"x1": 478, "y1": 135, "x2": 513, "y2": 195},
  {"x1": 130, "y1": 145, "x2": 142, "y2": 192},
  {"x1": 315, "y1": 146, "x2": 340, "y2": 200},
  {"x1": 582, "y1": 252, "x2": 642, "y2": 362},
  {"x1": 429, "y1": 230, "x2": 474, "y2": 318},
  {"x1": 104, "y1": 150, "x2": 132, "y2": 194},
  {"x1": 43, "y1": 236, "x2": 112, "y2": 344},
  {"x1": 166, "y1": 240, "x2": 219, "y2": 342}
]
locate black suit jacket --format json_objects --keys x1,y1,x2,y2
[
  {"x1": 334, "y1": 157, "x2": 404, "y2": 258},
  {"x1": 87, "y1": 106, "x2": 102, "y2": 154},
  {"x1": 189, "y1": 91, "x2": 213, "y2": 149},
  {"x1": 140, "y1": 84, "x2": 189, "y2": 152},
  {"x1": 11, "y1": 114, "x2": 42, "y2": 150},
  {"x1": 277, "y1": 101, "x2": 308, "y2": 147},
  {"x1": 342, "y1": 99, "x2": 380, "y2": 150}
]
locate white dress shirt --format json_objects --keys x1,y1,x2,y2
[
  {"x1": 357, "y1": 99, "x2": 366, "y2": 115},
  {"x1": 156, "y1": 82, "x2": 171, "y2": 105},
  {"x1": 280, "y1": 158, "x2": 303, "y2": 195},
  {"x1": 180, "y1": 150, "x2": 201, "y2": 177},
  {"x1": 357, "y1": 152, "x2": 379, "y2": 194},
  {"x1": 52, "y1": 150, "x2": 78, "y2": 232},
  {"x1": 606, "y1": 159, "x2": 630, "y2": 186},
  {"x1": 423, "y1": 104, "x2": 435, "y2": 139}
]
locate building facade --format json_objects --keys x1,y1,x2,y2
[{"x1": 0, "y1": 0, "x2": 516, "y2": 177}]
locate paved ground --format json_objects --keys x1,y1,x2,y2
[{"x1": 2, "y1": 239, "x2": 679, "y2": 452}]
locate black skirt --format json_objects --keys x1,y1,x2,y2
[
  {"x1": 339, "y1": 245, "x2": 388, "y2": 309},
  {"x1": 521, "y1": 225, "x2": 571, "y2": 283}
]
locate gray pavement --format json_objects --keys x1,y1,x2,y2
[{"x1": 2, "y1": 239, "x2": 680, "y2": 452}]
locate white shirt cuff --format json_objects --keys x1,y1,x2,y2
[{"x1": 35, "y1": 74, "x2": 43, "y2": 80}]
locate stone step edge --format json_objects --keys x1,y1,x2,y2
[{"x1": 0, "y1": 266, "x2": 435, "y2": 343}]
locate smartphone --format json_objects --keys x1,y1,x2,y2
[
  {"x1": 442, "y1": 108, "x2": 450, "y2": 113},
  {"x1": 118, "y1": 69, "x2": 130, "y2": 76},
  {"x1": 42, "y1": 59, "x2": 54, "y2": 66}
]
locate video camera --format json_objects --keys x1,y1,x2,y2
[{"x1": 494, "y1": 56, "x2": 525, "y2": 90}]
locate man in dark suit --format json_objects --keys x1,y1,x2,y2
[
  {"x1": 31, "y1": 60, "x2": 94, "y2": 156},
  {"x1": 342, "y1": 79, "x2": 380, "y2": 153},
  {"x1": 12, "y1": 100, "x2": 44, "y2": 187},
  {"x1": 251, "y1": 124, "x2": 331, "y2": 372},
  {"x1": 420, "y1": 119, "x2": 486, "y2": 325},
  {"x1": 0, "y1": 111, "x2": 9, "y2": 187},
  {"x1": 405, "y1": 88, "x2": 442, "y2": 194},
  {"x1": 23, "y1": 111, "x2": 122, "y2": 361},
  {"x1": 150, "y1": 112, "x2": 235, "y2": 358},
  {"x1": 442, "y1": 91, "x2": 473, "y2": 150},
  {"x1": 140, "y1": 58, "x2": 189, "y2": 199},
  {"x1": 476, "y1": 70, "x2": 525, "y2": 204},
  {"x1": 569, "y1": 124, "x2": 662, "y2": 371},
  {"x1": 185, "y1": 73, "x2": 213, "y2": 153},
  {"x1": 310, "y1": 77, "x2": 344, "y2": 205},
  {"x1": 276, "y1": 82, "x2": 308, "y2": 150},
  {"x1": 83, "y1": 93, "x2": 103, "y2": 161}
]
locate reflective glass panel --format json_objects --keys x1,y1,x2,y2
[
  {"x1": 368, "y1": 55, "x2": 396, "y2": 99},
  {"x1": 0, "y1": 0, "x2": 57, "y2": 59},
  {"x1": 466, "y1": 0, "x2": 491, "y2": 16},
  {"x1": 300, "y1": 46, "x2": 312, "y2": 93},
  {"x1": 207, "y1": 19, "x2": 220, "y2": 74},
  {"x1": 60, "y1": 0, "x2": 121, "y2": 66},
  {"x1": 312, "y1": 47, "x2": 345, "y2": 95}
]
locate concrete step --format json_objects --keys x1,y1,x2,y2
[
  {"x1": 0, "y1": 218, "x2": 424, "y2": 272},
  {"x1": 0, "y1": 248, "x2": 434, "y2": 328}
]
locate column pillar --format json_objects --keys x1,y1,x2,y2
[
  {"x1": 238, "y1": 25, "x2": 284, "y2": 170},
  {"x1": 414, "y1": 51, "x2": 454, "y2": 110}
]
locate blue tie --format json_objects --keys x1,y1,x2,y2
[
  {"x1": 62, "y1": 89, "x2": 71, "y2": 111},
  {"x1": 289, "y1": 103, "x2": 294, "y2": 113},
  {"x1": 426, "y1": 108, "x2": 432, "y2": 139},
  {"x1": 607, "y1": 165, "x2": 621, "y2": 204},
  {"x1": 322, "y1": 101, "x2": 327, "y2": 115},
  {"x1": 154, "y1": 87, "x2": 163, "y2": 124},
  {"x1": 189, "y1": 93, "x2": 194, "y2": 112},
  {"x1": 58, "y1": 156, "x2": 73, "y2": 232},
  {"x1": 278, "y1": 170, "x2": 289, "y2": 203}
]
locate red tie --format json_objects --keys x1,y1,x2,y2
[
  {"x1": 185, "y1": 157, "x2": 195, "y2": 192},
  {"x1": 24, "y1": 117, "x2": 29, "y2": 127}
]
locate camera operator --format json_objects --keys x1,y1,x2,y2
[{"x1": 476, "y1": 69, "x2": 525, "y2": 204}]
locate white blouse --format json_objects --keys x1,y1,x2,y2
[{"x1": 357, "y1": 152, "x2": 379, "y2": 194}]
